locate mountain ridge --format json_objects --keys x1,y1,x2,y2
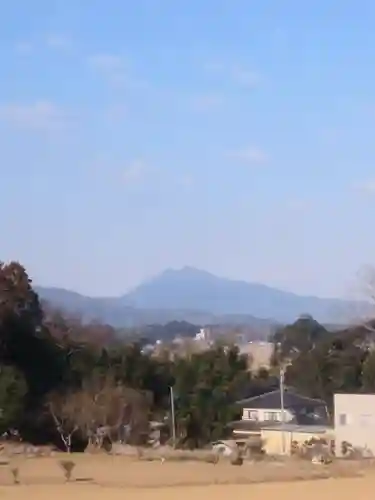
[{"x1": 35, "y1": 266, "x2": 369, "y2": 328}]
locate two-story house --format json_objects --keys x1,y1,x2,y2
[
  {"x1": 227, "y1": 388, "x2": 330, "y2": 453},
  {"x1": 236, "y1": 387, "x2": 328, "y2": 424},
  {"x1": 229, "y1": 387, "x2": 329, "y2": 439}
]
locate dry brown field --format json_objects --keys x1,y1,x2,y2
[{"x1": 0, "y1": 453, "x2": 374, "y2": 500}]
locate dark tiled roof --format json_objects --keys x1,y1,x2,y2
[{"x1": 235, "y1": 387, "x2": 326, "y2": 409}]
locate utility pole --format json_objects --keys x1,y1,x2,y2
[
  {"x1": 170, "y1": 386, "x2": 176, "y2": 448},
  {"x1": 280, "y1": 367, "x2": 286, "y2": 454}
]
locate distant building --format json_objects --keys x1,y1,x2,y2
[
  {"x1": 239, "y1": 341, "x2": 273, "y2": 371},
  {"x1": 172, "y1": 336, "x2": 184, "y2": 345},
  {"x1": 140, "y1": 344, "x2": 155, "y2": 355},
  {"x1": 194, "y1": 327, "x2": 210, "y2": 341}
]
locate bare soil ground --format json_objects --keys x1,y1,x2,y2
[{"x1": 0, "y1": 453, "x2": 374, "y2": 500}]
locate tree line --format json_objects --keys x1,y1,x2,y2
[{"x1": 2, "y1": 261, "x2": 375, "y2": 452}]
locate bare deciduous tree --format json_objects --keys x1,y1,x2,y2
[
  {"x1": 83, "y1": 374, "x2": 149, "y2": 447},
  {"x1": 48, "y1": 374, "x2": 149, "y2": 452},
  {"x1": 48, "y1": 392, "x2": 83, "y2": 452}
]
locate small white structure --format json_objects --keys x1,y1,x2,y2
[
  {"x1": 334, "y1": 393, "x2": 375, "y2": 457},
  {"x1": 194, "y1": 328, "x2": 209, "y2": 341}
]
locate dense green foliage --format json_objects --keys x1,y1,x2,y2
[
  {"x1": 270, "y1": 315, "x2": 375, "y2": 408},
  {"x1": 0, "y1": 366, "x2": 27, "y2": 433}
]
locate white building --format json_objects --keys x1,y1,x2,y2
[
  {"x1": 194, "y1": 328, "x2": 209, "y2": 341},
  {"x1": 334, "y1": 393, "x2": 375, "y2": 457}
]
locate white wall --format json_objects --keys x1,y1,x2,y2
[
  {"x1": 334, "y1": 393, "x2": 375, "y2": 456},
  {"x1": 242, "y1": 407, "x2": 294, "y2": 422}
]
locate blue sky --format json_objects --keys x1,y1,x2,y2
[{"x1": 1, "y1": 0, "x2": 375, "y2": 299}]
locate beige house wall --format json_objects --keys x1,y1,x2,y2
[{"x1": 261, "y1": 428, "x2": 333, "y2": 456}]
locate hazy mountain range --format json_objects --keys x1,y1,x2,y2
[{"x1": 35, "y1": 267, "x2": 369, "y2": 330}]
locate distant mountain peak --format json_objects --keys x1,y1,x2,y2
[
  {"x1": 145, "y1": 266, "x2": 217, "y2": 286},
  {"x1": 36, "y1": 266, "x2": 370, "y2": 327},
  {"x1": 161, "y1": 266, "x2": 214, "y2": 276},
  {"x1": 123, "y1": 267, "x2": 364, "y2": 323}
]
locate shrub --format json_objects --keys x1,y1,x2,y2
[{"x1": 59, "y1": 460, "x2": 75, "y2": 482}]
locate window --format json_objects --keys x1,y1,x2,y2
[
  {"x1": 248, "y1": 410, "x2": 259, "y2": 421},
  {"x1": 264, "y1": 411, "x2": 279, "y2": 422},
  {"x1": 243, "y1": 409, "x2": 259, "y2": 420},
  {"x1": 339, "y1": 413, "x2": 347, "y2": 426}
]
